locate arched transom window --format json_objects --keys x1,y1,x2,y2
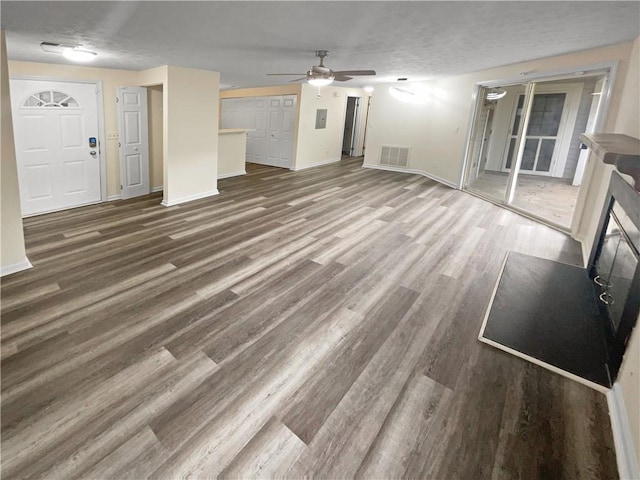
[{"x1": 23, "y1": 91, "x2": 79, "y2": 108}]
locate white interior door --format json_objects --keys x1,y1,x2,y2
[
  {"x1": 117, "y1": 86, "x2": 150, "y2": 199},
  {"x1": 10, "y1": 79, "x2": 102, "y2": 216},
  {"x1": 266, "y1": 98, "x2": 284, "y2": 167},
  {"x1": 278, "y1": 96, "x2": 296, "y2": 167},
  {"x1": 249, "y1": 98, "x2": 267, "y2": 164}
]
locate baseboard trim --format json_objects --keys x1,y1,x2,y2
[
  {"x1": 161, "y1": 189, "x2": 219, "y2": 207},
  {"x1": 151, "y1": 186, "x2": 163, "y2": 193},
  {"x1": 1, "y1": 258, "x2": 33, "y2": 277},
  {"x1": 363, "y1": 163, "x2": 458, "y2": 189},
  {"x1": 607, "y1": 384, "x2": 640, "y2": 480},
  {"x1": 218, "y1": 170, "x2": 246, "y2": 179},
  {"x1": 294, "y1": 157, "x2": 341, "y2": 171},
  {"x1": 107, "y1": 194, "x2": 122, "y2": 202}
]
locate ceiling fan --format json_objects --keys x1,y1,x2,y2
[{"x1": 267, "y1": 50, "x2": 376, "y2": 87}]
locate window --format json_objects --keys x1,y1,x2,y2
[{"x1": 23, "y1": 90, "x2": 79, "y2": 108}]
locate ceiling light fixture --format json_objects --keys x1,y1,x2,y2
[
  {"x1": 40, "y1": 41, "x2": 97, "y2": 62},
  {"x1": 486, "y1": 88, "x2": 507, "y2": 100},
  {"x1": 308, "y1": 76, "x2": 334, "y2": 87},
  {"x1": 62, "y1": 47, "x2": 97, "y2": 62},
  {"x1": 364, "y1": 86, "x2": 374, "y2": 93}
]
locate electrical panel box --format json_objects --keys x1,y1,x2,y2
[{"x1": 315, "y1": 109, "x2": 327, "y2": 129}]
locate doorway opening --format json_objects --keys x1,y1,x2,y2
[
  {"x1": 342, "y1": 96, "x2": 360, "y2": 156},
  {"x1": 463, "y1": 69, "x2": 610, "y2": 230},
  {"x1": 147, "y1": 85, "x2": 164, "y2": 194}
]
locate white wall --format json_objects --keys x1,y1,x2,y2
[
  {"x1": 364, "y1": 77, "x2": 470, "y2": 187},
  {"x1": 221, "y1": 83, "x2": 368, "y2": 171},
  {"x1": 161, "y1": 66, "x2": 219, "y2": 205},
  {"x1": 616, "y1": 317, "x2": 640, "y2": 476},
  {"x1": 295, "y1": 84, "x2": 368, "y2": 170},
  {"x1": 0, "y1": 30, "x2": 29, "y2": 276},
  {"x1": 8, "y1": 60, "x2": 139, "y2": 197},
  {"x1": 8, "y1": 62, "x2": 220, "y2": 207},
  {"x1": 364, "y1": 41, "x2": 636, "y2": 188},
  {"x1": 610, "y1": 35, "x2": 640, "y2": 477},
  {"x1": 218, "y1": 131, "x2": 247, "y2": 178},
  {"x1": 573, "y1": 38, "x2": 640, "y2": 253}
]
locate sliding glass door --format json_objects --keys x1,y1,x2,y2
[{"x1": 463, "y1": 71, "x2": 608, "y2": 230}]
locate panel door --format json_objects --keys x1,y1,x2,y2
[
  {"x1": 10, "y1": 79, "x2": 102, "y2": 216},
  {"x1": 266, "y1": 98, "x2": 283, "y2": 166},
  {"x1": 117, "y1": 86, "x2": 150, "y2": 199},
  {"x1": 248, "y1": 98, "x2": 267, "y2": 164},
  {"x1": 278, "y1": 95, "x2": 296, "y2": 168}
]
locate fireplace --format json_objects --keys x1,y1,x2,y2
[{"x1": 588, "y1": 172, "x2": 640, "y2": 380}]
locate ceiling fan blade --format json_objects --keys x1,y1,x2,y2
[
  {"x1": 334, "y1": 75, "x2": 353, "y2": 82},
  {"x1": 266, "y1": 73, "x2": 306, "y2": 76},
  {"x1": 288, "y1": 77, "x2": 308, "y2": 82},
  {"x1": 333, "y1": 70, "x2": 376, "y2": 76}
]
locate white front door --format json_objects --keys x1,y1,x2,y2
[
  {"x1": 117, "y1": 86, "x2": 150, "y2": 199},
  {"x1": 10, "y1": 79, "x2": 102, "y2": 216}
]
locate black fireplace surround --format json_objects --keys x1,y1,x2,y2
[{"x1": 588, "y1": 171, "x2": 640, "y2": 380}]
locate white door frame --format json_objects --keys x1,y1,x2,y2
[
  {"x1": 346, "y1": 95, "x2": 367, "y2": 157},
  {"x1": 341, "y1": 96, "x2": 361, "y2": 156},
  {"x1": 476, "y1": 107, "x2": 494, "y2": 180},
  {"x1": 10, "y1": 75, "x2": 108, "y2": 203},
  {"x1": 459, "y1": 61, "x2": 618, "y2": 190}
]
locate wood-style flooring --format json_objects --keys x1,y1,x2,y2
[{"x1": 1, "y1": 157, "x2": 618, "y2": 479}]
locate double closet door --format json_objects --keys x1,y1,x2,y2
[{"x1": 221, "y1": 95, "x2": 296, "y2": 169}]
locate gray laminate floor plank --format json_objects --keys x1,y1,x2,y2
[{"x1": 0, "y1": 156, "x2": 617, "y2": 479}]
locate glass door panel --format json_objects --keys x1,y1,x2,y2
[
  {"x1": 504, "y1": 93, "x2": 565, "y2": 175},
  {"x1": 463, "y1": 72, "x2": 609, "y2": 232},
  {"x1": 465, "y1": 85, "x2": 517, "y2": 203},
  {"x1": 511, "y1": 82, "x2": 584, "y2": 228}
]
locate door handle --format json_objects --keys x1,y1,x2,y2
[
  {"x1": 89, "y1": 150, "x2": 97, "y2": 155},
  {"x1": 599, "y1": 292, "x2": 614, "y2": 306}
]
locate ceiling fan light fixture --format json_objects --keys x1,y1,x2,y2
[{"x1": 308, "y1": 76, "x2": 334, "y2": 87}]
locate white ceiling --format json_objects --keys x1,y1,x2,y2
[{"x1": 2, "y1": 1, "x2": 639, "y2": 89}]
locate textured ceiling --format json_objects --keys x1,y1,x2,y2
[{"x1": 2, "y1": 1, "x2": 639, "y2": 88}]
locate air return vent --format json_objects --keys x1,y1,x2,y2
[{"x1": 380, "y1": 145, "x2": 410, "y2": 167}]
